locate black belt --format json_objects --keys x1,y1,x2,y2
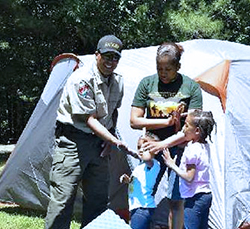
[
  {"x1": 56, "y1": 121, "x2": 115, "y2": 138},
  {"x1": 55, "y1": 121, "x2": 92, "y2": 137}
]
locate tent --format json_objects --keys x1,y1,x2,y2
[{"x1": 0, "y1": 39, "x2": 250, "y2": 228}]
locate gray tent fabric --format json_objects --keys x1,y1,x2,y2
[
  {"x1": 0, "y1": 39, "x2": 250, "y2": 228},
  {"x1": 225, "y1": 60, "x2": 250, "y2": 228},
  {"x1": 0, "y1": 56, "x2": 82, "y2": 210}
]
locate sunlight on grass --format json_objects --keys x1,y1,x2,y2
[
  {"x1": 0, "y1": 162, "x2": 5, "y2": 173},
  {"x1": 0, "y1": 157, "x2": 81, "y2": 229},
  {"x1": 0, "y1": 158, "x2": 7, "y2": 173},
  {"x1": 0, "y1": 210, "x2": 44, "y2": 229},
  {"x1": 0, "y1": 204, "x2": 81, "y2": 229}
]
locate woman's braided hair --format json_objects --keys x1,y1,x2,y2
[{"x1": 189, "y1": 109, "x2": 216, "y2": 143}]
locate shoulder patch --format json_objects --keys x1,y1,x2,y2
[{"x1": 78, "y1": 82, "x2": 91, "y2": 98}]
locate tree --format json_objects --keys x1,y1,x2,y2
[
  {"x1": 1, "y1": 0, "x2": 250, "y2": 143},
  {"x1": 212, "y1": 0, "x2": 250, "y2": 43},
  {"x1": 166, "y1": 0, "x2": 224, "y2": 40}
]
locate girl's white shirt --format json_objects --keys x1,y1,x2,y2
[{"x1": 179, "y1": 141, "x2": 211, "y2": 198}]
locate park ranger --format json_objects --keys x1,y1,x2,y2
[{"x1": 45, "y1": 35, "x2": 129, "y2": 229}]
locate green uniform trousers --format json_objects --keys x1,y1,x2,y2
[{"x1": 45, "y1": 123, "x2": 109, "y2": 229}]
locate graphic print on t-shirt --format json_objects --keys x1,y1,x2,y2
[{"x1": 148, "y1": 91, "x2": 187, "y2": 118}]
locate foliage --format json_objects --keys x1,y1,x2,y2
[
  {"x1": 1, "y1": 0, "x2": 250, "y2": 143},
  {"x1": 167, "y1": 0, "x2": 224, "y2": 41},
  {"x1": 212, "y1": 0, "x2": 250, "y2": 43}
]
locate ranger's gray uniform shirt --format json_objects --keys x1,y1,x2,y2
[{"x1": 57, "y1": 61, "x2": 124, "y2": 133}]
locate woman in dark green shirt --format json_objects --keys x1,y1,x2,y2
[{"x1": 130, "y1": 42, "x2": 203, "y2": 229}]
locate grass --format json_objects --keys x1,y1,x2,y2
[
  {"x1": 0, "y1": 204, "x2": 81, "y2": 229},
  {"x1": 0, "y1": 204, "x2": 45, "y2": 229},
  {"x1": 0, "y1": 157, "x2": 81, "y2": 229},
  {"x1": 0, "y1": 155, "x2": 8, "y2": 173}
]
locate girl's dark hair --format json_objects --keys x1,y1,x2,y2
[
  {"x1": 189, "y1": 109, "x2": 216, "y2": 143},
  {"x1": 156, "y1": 42, "x2": 184, "y2": 66}
]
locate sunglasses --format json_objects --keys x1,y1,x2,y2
[{"x1": 101, "y1": 53, "x2": 120, "y2": 62}]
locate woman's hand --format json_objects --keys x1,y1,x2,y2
[
  {"x1": 131, "y1": 106, "x2": 180, "y2": 130},
  {"x1": 172, "y1": 102, "x2": 186, "y2": 132}
]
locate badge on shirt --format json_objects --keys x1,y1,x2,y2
[{"x1": 78, "y1": 83, "x2": 91, "y2": 98}]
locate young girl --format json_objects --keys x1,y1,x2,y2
[
  {"x1": 162, "y1": 109, "x2": 216, "y2": 229},
  {"x1": 120, "y1": 133, "x2": 161, "y2": 229}
]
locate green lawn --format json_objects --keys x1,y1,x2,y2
[
  {"x1": 0, "y1": 204, "x2": 80, "y2": 229},
  {"x1": 0, "y1": 204, "x2": 45, "y2": 229},
  {"x1": 0, "y1": 157, "x2": 81, "y2": 229},
  {"x1": 0, "y1": 156, "x2": 8, "y2": 173},
  {"x1": 0, "y1": 204, "x2": 81, "y2": 229}
]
